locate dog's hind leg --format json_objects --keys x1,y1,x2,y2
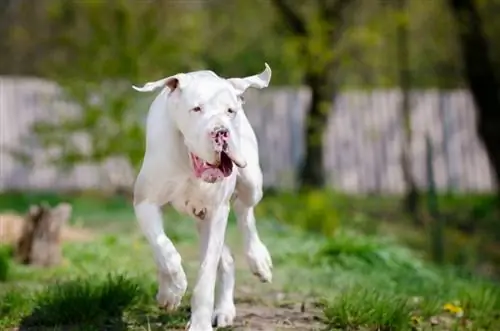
[
  {"x1": 133, "y1": 182, "x2": 187, "y2": 311},
  {"x1": 234, "y1": 168, "x2": 273, "y2": 283}
]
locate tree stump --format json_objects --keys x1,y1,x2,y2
[{"x1": 15, "y1": 202, "x2": 72, "y2": 267}]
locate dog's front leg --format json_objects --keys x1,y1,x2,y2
[
  {"x1": 233, "y1": 198, "x2": 273, "y2": 283},
  {"x1": 188, "y1": 204, "x2": 230, "y2": 331},
  {"x1": 134, "y1": 200, "x2": 187, "y2": 311}
]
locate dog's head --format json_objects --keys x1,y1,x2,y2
[{"x1": 133, "y1": 63, "x2": 272, "y2": 183}]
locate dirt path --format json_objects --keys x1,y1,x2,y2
[
  {"x1": 224, "y1": 282, "x2": 325, "y2": 331},
  {"x1": 232, "y1": 302, "x2": 324, "y2": 331},
  {"x1": 177, "y1": 236, "x2": 327, "y2": 331}
]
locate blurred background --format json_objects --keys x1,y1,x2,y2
[{"x1": 1, "y1": 0, "x2": 500, "y2": 330}]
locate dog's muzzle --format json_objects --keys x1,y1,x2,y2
[
  {"x1": 211, "y1": 126, "x2": 246, "y2": 168},
  {"x1": 190, "y1": 127, "x2": 246, "y2": 183}
]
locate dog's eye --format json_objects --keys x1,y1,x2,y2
[
  {"x1": 227, "y1": 108, "x2": 235, "y2": 114},
  {"x1": 192, "y1": 106, "x2": 202, "y2": 112}
]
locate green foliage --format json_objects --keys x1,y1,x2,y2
[
  {"x1": 315, "y1": 230, "x2": 428, "y2": 275},
  {"x1": 0, "y1": 272, "x2": 189, "y2": 329},
  {"x1": 324, "y1": 286, "x2": 413, "y2": 331},
  {"x1": 0, "y1": 191, "x2": 134, "y2": 226},
  {"x1": 29, "y1": 82, "x2": 146, "y2": 171},
  {"x1": 323, "y1": 280, "x2": 500, "y2": 331},
  {"x1": 258, "y1": 190, "x2": 500, "y2": 272},
  {"x1": 0, "y1": 191, "x2": 499, "y2": 330},
  {"x1": 1, "y1": 0, "x2": 481, "y2": 173},
  {"x1": 0, "y1": 288, "x2": 32, "y2": 327},
  {"x1": 0, "y1": 0, "x2": 477, "y2": 87},
  {"x1": 315, "y1": 230, "x2": 500, "y2": 330},
  {"x1": 256, "y1": 191, "x2": 341, "y2": 235},
  {"x1": 21, "y1": 274, "x2": 145, "y2": 327},
  {"x1": 0, "y1": 245, "x2": 12, "y2": 282}
]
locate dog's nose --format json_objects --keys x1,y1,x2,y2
[
  {"x1": 211, "y1": 126, "x2": 229, "y2": 141},
  {"x1": 211, "y1": 126, "x2": 229, "y2": 153}
]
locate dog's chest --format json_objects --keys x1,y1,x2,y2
[{"x1": 169, "y1": 176, "x2": 236, "y2": 221}]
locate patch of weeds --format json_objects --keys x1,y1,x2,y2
[
  {"x1": 321, "y1": 260, "x2": 500, "y2": 330},
  {"x1": 315, "y1": 230, "x2": 428, "y2": 275},
  {"x1": 103, "y1": 234, "x2": 119, "y2": 246},
  {"x1": 454, "y1": 282, "x2": 500, "y2": 329},
  {"x1": 20, "y1": 273, "x2": 147, "y2": 328},
  {"x1": 0, "y1": 244, "x2": 13, "y2": 281},
  {"x1": 125, "y1": 290, "x2": 192, "y2": 330},
  {"x1": 267, "y1": 231, "x2": 326, "y2": 267},
  {"x1": 324, "y1": 285, "x2": 413, "y2": 330},
  {"x1": 0, "y1": 287, "x2": 33, "y2": 327},
  {"x1": 126, "y1": 304, "x2": 191, "y2": 330},
  {"x1": 256, "y1": 191, "x2": 341, "y2": 235}
]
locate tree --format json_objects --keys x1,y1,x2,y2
[
  {"x1": 10, "y1": 1, "x2": 208, "y2": 180},
  {"x1": 394, "y1": 0, "x2": 419, "y2": 220},
  {"x1": 447, "y1": 0, "x2": 500, "y2": 204},
  {"x1": 7, "y1": 0, "x2": 298, "y2": 185},
  {"x1": 271, "y1": 0, "x2": 356, "y2": 189}
]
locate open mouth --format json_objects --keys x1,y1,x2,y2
[{"x1": 190, "y1": 151, "x2": 234, "y2": 183}]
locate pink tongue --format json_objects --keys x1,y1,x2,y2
[{"x1": 191, "y1": 153, "x2": 224, "y2": 182}]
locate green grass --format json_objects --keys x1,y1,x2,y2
[
  {"x1": 259, "y1": 190, "x2": 500, "y2": 274},
  {"x1": 0, "y1": 245, "x2": 12, "y2": 282},
  {"x1": 0, "y1": 190, "x2": 135, "y2": 227},
  {"x1": 0, "y1": 191, "x2": 499, "y2": 330},
  {"x1": 22, "y1": 275, "x2": 145, "y2": 327},
  {"x1": 314, "y1": 232, "x2": 500, "y2": 330},
  {"x1": 0, "y1": 275, "x2": 190, "y2": 330},
  {"x1": 325, "y1": 286, "x2": 413, "y2": 330}
]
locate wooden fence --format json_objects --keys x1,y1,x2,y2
[{"x1": 0, "y1": 77, "x2": 494, "y2": 194}]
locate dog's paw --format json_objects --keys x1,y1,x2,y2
[
  {"x1": 157, "y1": 267, "x2": 188, "y2": 311},
  {"x1": 245, "y1": 240, "x2": 273, "y2": 283},
  {"x1": 185, "y1": 320, "x2": 213, "y2": 331},
  {"x1": 212, "y1": 303, "x2": 236, "y2": 328}
]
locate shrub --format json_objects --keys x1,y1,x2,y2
[{"x1": 256, "y1": 191, "x2": 341, "y2": 235}]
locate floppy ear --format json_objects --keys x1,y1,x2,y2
[
  {"x1": 227, "y1": 63, "x2": 272, "y2": 95},
  {"x1": 132, "y1": 73, "x2": 190, "y2": 93}
]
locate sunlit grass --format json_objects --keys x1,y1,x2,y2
[
  {"x1": 21, "y1": 275, "x2": 144, "y2": 327},
  {"x1": 0, "y1": 191, "x2": 499, "y2": 330}
]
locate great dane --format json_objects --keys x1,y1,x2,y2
[{"x1": 132, "y1": 64, "x2": 273, "y2": 331}]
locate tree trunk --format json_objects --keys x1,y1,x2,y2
[
  {"x1": 395, "y1": 0, "x2": 420, "y2": 221},
  {"x1": 298, "y1": 74, "x2": 334, "y2": 189},
  {"x1": 448, "y1": 0, "x2": 500, "y2": 205},
  {"x1": 15, "y1": 202, "x2": 72, "y2": 267},
  {"x1": 270, "y1": 0, "x2": 352, "y2": 190}
]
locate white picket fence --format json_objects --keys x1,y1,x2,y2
[{"x1": 0, "y1": 77, "x2": 494, "y2": 193}]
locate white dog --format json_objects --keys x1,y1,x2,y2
[{"x1": 132, "y1": 64, "x2": 273, "y2": 331}]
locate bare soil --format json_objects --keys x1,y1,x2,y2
[{"x1": 232, "y1": 302, "x2": 324, "y2": 331}]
